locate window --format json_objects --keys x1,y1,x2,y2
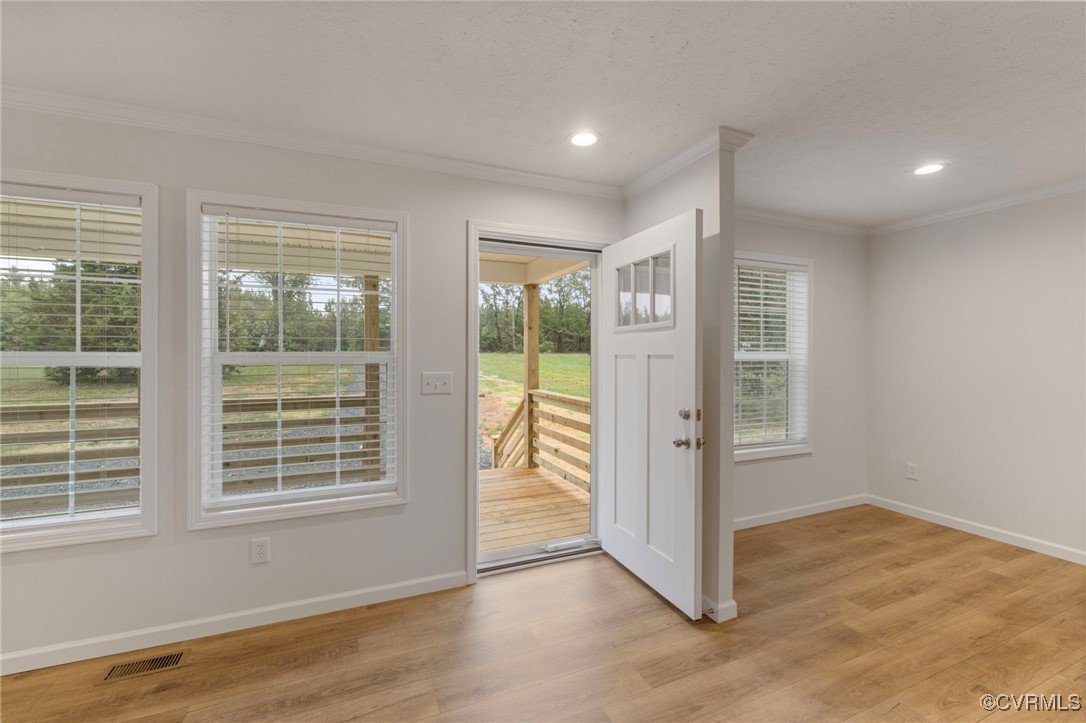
[
  {"x1": 1, "y1": 174, "x2": 157, "y2": 551},
  {"x1": 191, "y1": 192, "x2": 405, "y2": 528},
  {"x1": 616, "y1": 250, "x2": 672, "y2": 327},
  {"x1": 734, "y1": 252, "x2": 810, "y2": 461}
]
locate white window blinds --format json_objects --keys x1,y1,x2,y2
[
  {"x1": 734, "y1": 256, "x2": 810, "y2": 450},
  {"x1": 1, "y1": 190, "x2": 145, "y2": 526},
  {"x1": 198, "y1": 203, "x2": 400, "y2": 518}
]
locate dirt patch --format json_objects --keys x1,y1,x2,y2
[{"x1": 477, "y1": 379, "x2": 522, "y2": 438}]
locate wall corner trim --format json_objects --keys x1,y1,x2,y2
[
  {"x1": 0, "y1": 570, "x2": 467, "y2": 675},
  {"x1": 733, "y1": 494, "x2": 868, "y2": 530},
  {"x1": 865, "y1": 495, "x2": 1086, "y2": 565},
  {"x1": 718, "y1": 126, "x2": 754, "y2": 153},
  {"x1": 623, "y1": 132, "x2": 721, "y2": 199},
  {"x1": 733, "y1": 493, "x2": 1084, "y2": 565},
  {"x1": 703, "y1": 596, "x2": 739, "y2": 623},
  {"x1": 872, "y1": 177, "x2": 1086, "y2": 236},
  {"x1": 734, "y1": 206, "x2": 869, "y2": 238},
  {"x1": 624, "y1": 126, "x2": 753, "y2": 199}
]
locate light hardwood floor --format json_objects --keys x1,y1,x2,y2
[
  {"x1": 3, "y1": 505, "x2": 1083, "y2": 722},
  {"x1": 479, "y1": 467, "x2": 590, "y2": 552}
]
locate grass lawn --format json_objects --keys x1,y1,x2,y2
[
  {"x1": 0, "y1": 364, "x2": 347, "y2": 405},
  {"x1": 479, "y1": 352, "x2": 590, "y2": 398},
  {"x1": 0, "y1": 366, "x2": 138, "y2": 403},
  {"x1": 478, "y1": 352, "x2": 589, "y2": 438}
]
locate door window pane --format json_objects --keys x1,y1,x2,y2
[
  {"x1": 652, "y1": 252, "x2": 671, "y2": 323},
  {"x1": 617, "y1": 265, "x2": 632, "y2": 327},
  {"x1": 633, "y1": 259, "x2": 651, "y2": 324}
]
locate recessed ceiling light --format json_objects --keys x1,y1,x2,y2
[
  {"x1": 569, "y1": 131, "x2": 599, "y2": 147},
  {"x1": 914, "y1": 163, "x2": 945, "y2": 175}
]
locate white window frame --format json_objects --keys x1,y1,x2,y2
[
  {"x1": 0, "y1": 169, "x2": 158, "y2": 552},
  {"x1": 734, "y1": 250, "x2": 812, "y2": 463},
  {"x1": 187, "y1": 190, "x2": 408, "y2": 529}
]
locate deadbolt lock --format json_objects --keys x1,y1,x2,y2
[{"x1": 678, "y1": 408, "x2": 690, "y2": 420}]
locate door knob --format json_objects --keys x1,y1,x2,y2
[
  {"x1": 678, "y1": 408, "x2": 690, "y2": 420},
  {"x1": 673, "y1": 436, "x2": 691, "y2": 448}
]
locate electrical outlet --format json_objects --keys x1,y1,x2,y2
[
  {"x1": 906, "y1": 463, "x2": 920, "y2": 481},
  {"x1": 250, "y1": 537, "x2": 271, "y2": 564},
  {"x1": 421, "y1": 372, "x2": 452, "y2": 395}
]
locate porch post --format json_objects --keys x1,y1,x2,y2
[
  {"x1": 362, "y1": 275, "x2": 382, "y2": 479},
  {"x1": 523, "y1": 283, "x2": 540, "y2": 468}
]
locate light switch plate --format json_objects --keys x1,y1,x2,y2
[{"x1": 421, "y1": 372, "x2": 452, "y2": 395}]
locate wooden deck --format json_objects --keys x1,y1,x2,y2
[{"x1": 479, "y1": 467, "x2": 590, "y2": 552}]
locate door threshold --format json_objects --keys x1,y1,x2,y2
[{"x1": 477, "y1": 546, "x2": 603, "y2": 577}]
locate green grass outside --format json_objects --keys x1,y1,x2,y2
[
  {"x1": 2, "y1": 356, "x2": 590, "y2": 452},
  {"x1": 479, "y1": 352, "x2": 590, "y2": 398},
  {"x1": 0, "y1": 366, "x2": 137, "y2": 403},
  {"x1": 0, "y1": 364, "x2": 348, "y2": 405},
  {"x1": 477, "y1": 352, "x2": 590, "y2": 439}
]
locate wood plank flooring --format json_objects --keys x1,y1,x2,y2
[
  {"x1": 479, "y1": 467, "x2": 590, "y2": 552},
  {"x1": 3, "y1": 504, "x2": 1084, "y2": 722}
]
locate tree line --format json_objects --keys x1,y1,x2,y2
[
  {"x1": 478, "y1": 269, "x2": 590, "y2": 353},
  {"x1": 1, "y1": 263, "x2": 391, "y2": 384}
]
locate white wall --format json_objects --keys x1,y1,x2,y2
[
  {"x1": 0, "y1": 108, "x2": 624, "y2": 671},
  {"x1": 867, "y1": 191, "x2": 1086, "y2": 561},
  {"x1": 625, "y1": 153, "x2": 721, "y2": 241},
  {"x1": 733, "y1": 217, "x2": 869, "y2": 526}
]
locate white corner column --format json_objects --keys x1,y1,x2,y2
[{"x1": 703, "y1": 126, "x2": 752, "y2": 622}]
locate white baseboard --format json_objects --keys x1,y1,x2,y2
[
  {"x1": 733, "y1": 494, "x2": 867, "y2": 530},
  {"x1": 866, "y1": 495, "x2": 1086, "y2": 566},
  {"x1": 702, "y1": 596, "x2": 738, "y2": 623},
  {"x1": 0, "y1": 570, "x2": 467, "y2": 675},
  {"x1": 7, "y1": 494, "x2": 1081, "y2": 674}
]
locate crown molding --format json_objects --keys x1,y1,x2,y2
[
  {"x1": 623, "y1": 126, "x2": 753, "y2": 199},
  {"x1": 734, "y1": 206, "x2": 868, "y2": 238},
  {"x1": 873, "y1": 177, "x2": 1086, "y2": 236},
  {"x1": 9, "y1": 86, "x2": 1076, "y2": 237},
  {"x1": 1, "y1": 86, "x2": 625, "y2": 201},
  {"x1": 718, "y1": 126, "x2": 754, "y2": 153},
  {"x1": 623, "y1": 132, "x2": 720, "y2": 199}
]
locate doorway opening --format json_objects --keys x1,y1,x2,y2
[{"x1": 475, "y1": 240, "x2": 598, "y2": 569}]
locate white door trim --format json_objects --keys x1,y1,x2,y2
[{"x1": 466, "y1": 221, "x2": 617, "y2": 582}]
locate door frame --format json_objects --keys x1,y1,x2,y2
[{"x1": 466, "y1": 221, "x2": 618, "y2": 582}]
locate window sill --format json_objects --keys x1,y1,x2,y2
[
  {"x1": 734, "y1": 443, "x2": 812, "y2": 463},
  {"x1": 1, "y1": 515, "x2": 155, "y2": 553},
  {"x1": 189, "y1": 489, "x2": 406, "y2": 530}
]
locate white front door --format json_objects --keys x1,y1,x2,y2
[{"x1": 598, "y1": 209, "x2": 703, "y2": 619}]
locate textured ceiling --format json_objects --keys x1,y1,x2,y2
[{"x1": 2, "y1": 1, "x2": 1083, "y2": 227}]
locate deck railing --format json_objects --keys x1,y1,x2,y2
[
  {"x1": 491, "y1": 389, "x2": 590, "y2": 492},
  {"x1": 491, "y1": 398, "x2": 526, "y2": 468},
  {"x1": 1, "y1": 394, "x2": 384, "y2": 519}
]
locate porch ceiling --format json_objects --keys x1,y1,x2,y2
[{"x1": 479, "y1": 252, "x2": 587, "y2": 286}]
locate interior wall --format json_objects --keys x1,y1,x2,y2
[
  {"x1": 867, "y1": 191, "x2": 1086, "y2": 561},
  {"x1": 733, "y1": 217, "x2": 869, "y2": 526},
  {"x1": 0, "y1": 107, "x2": 624, "y2": 670}
]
